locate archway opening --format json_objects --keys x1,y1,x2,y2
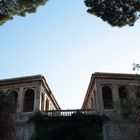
[
  {"x1": 23, "y1": 89, "x2": 34, "y2": 112},
  {"x1": 102, "y1": 86, "x2": 113, "y2": 109}
]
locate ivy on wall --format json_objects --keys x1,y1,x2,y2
[
  {"x1": 0, "y1": 91, "x2": 17, "y2": 140},
  {"x1": 29, "y1": 111, "x2": 105, "y2": 140},
  {"x1": 114, "y1": 98, "x2": 140, "y2": 122}
]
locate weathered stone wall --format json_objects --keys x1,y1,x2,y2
[
  {"x1": 15, "y1": 114, "x2": 140, "y2": 140},
  {"x1": 16, "y1": 122, "x2": 34, "y2": 140},
  {"x1": 103, "y1": 121, "x2": 140, "y2": 140},
  {"x1": 15, "y1": 112, "x2": 34, "y2": 140},
  {"x1": 16, "y1": 114, "x2": 103, "y2": 140}
]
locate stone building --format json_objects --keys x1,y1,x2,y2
[
  {"x1": 1, "y1": 73, "x2": 140, "y2": 140},
  {"x1": 82, "y1": 72, "x2": 140, "y2": 140},
  {"x1": 82, "y1": 72, "x2": 140, "y2": 111},
  {"x1": 0, "y1": 75, "x2": 60, "y2": 140}
]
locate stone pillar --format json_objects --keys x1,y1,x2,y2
[
  {"x1": 93, "y1": 89, "x2": 97, "y2": 109},
  {"x1": 40, "y1": 92, "x2": 45, "y2": 111},
  {"x1": 43, "y1": 93, "x2": 45, "y2": 110},
  {"x1": 17, "y1": 87, "x2": 24, "y2": 113},
  {"x1": 95, "y1": 80, "x2": 104, "y2": 110},
  {"x1": 34, "y1": 85, "x2": 41, "y2": 111},
  {"x1": 129, "y1": 85, "x2": 136, "y2": 99},
  {"x1": 112, "y1": 84, "x2": 120, "y2": 110}
]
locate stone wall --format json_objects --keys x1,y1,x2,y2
[
  {"x1": 103, "y1": 121, "x2": 140, "y2": 140},
  {"x1": 16, "y1": 122, "x2": 34, "y2": 140},
  {"x1": 15, "y1": 113, "x2": 140, "y2": 140}
]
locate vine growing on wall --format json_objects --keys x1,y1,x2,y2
[
  {"x1": 0, "y1": 90, "x2": 17, "y2": 140},
  {"x1": 114, "y1": 98, "x2": 140, "y2": 122},
  {"x1": 29, "y1": 111, "x2": 105, "y2": 140}
]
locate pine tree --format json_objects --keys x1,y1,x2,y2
[
  {"x1": 84, "y1": 0, "x2": 140, "y2": 27},
  {"x1": 0, "y1": 0, "x2": 48, "y2": 25}
]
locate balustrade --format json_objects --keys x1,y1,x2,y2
[{"x1": 16, "y1": 109, "x2": 100, "y2": 121}]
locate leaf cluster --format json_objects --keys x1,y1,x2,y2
[
  {"x1": 84, "y1": 0, "x2": 140, "y2": 27},
  {"x1": 0, "y1": 0, "x2": 48, "y2": 25}
]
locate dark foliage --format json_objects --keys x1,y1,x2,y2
[
  {"x1": 29, "y1": 111, "x2": 105, "y2": 140},
  {"x1": 0, "y1": 91, "x2": 17, "y2": 139},
  {"x1": 84, "y1": 0, "x2": 140, "y2": 27},
  {"x1": 114, "y1": 98, "x2": 140, "y2": 122},
  {"x1": 0, "y1": 0, "x2": 48, "y2": 25}
]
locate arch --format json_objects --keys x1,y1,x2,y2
[
  {"x1": 136, "y1": 86, "x2": 140, "y2": 98},
  {"x1": 119, "y1": 86, "x2": 128, "y2": 100},
  {"x1": 102, "y1": 86, "x2": 113, "y2": 109},
  {"x1": 91, "y1": 97, "x2": 94, "y2": 109},
  {"x1": 10, "y1": 91, "x2": 18, "y2": 105},
  {"x1": 93, "y1": 90, "x2": 97, "y2": 108},
  {"x1": 8, "y1": 90, "x2": 18, "y2": 112},
  {"x1": 46, "y1": 99, "x2": 49, "y2": 110},
  {"x1": 136, "y1": 86, "x2": 140, "y2": 108},
  {"x1": 23, "y1": 89, "x2": 35, "y2": 112}
]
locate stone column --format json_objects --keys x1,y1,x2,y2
[
  {"x1": 17, "y1": 87, "x2": 24, "y2": 113},
  {"x1": 112, "y1": 84, "x2": 120, "y2": 110},
  {"x1": 34, "y1": 84, "x2": 41, "y2": 111},
  {"x1": 129, "y1": 85, "x2": 136, "y2": 99},
  {"x1": 95, "y1": 80, "x2": 104, "y2": 110},
  {"x1": 93, "y1": 89, "x2": 97, "y2": 109}
]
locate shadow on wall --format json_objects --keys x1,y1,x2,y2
[{"x1": 50, "y1": 125, "x2": 85, "y2": 140}]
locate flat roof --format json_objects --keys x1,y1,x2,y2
[
  {"x1": 92, "y1": 72, "x2": 140, "y2": 81},
  {"x1": 82, "y1": 72, "x2": 140, "y2": 109},
  {"x1": 0, "y1": 74, "x2": 61, "y2": 110},
  {"x1": 0, "y1": 74, "x2": 43, "y2": 85}
]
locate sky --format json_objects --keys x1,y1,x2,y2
[{"x1": 1, "y1": 0, "x2": 140, "y2": 109}]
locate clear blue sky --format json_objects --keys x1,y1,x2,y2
[{"x1": 1, "y1": 0, "x2": 140, "y2": 109}]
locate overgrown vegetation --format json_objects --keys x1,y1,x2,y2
[
  {"x1": 0, "y1": 90, "x2": 17, "y2": 140},
  {"x1": 29, "y1": 111, "x2": 105, "y2": 140},
  {"x1": 114, "y1": 98, "x2": 140, "y2": 122},
  {"x1": 84, "y1": 0, "x2": 140, "y2": 27}
]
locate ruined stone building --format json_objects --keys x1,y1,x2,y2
[{"x1": 1, "y1": 73, "x2": 140, "y2": 140}]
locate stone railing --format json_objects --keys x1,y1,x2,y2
[
  {"x1": 42, "y1": 109, "x2": 98, "y2": 117},
  {"x1": 16, "y1": 109, "x2": 99, "y2": 121},
  {"x1": 16, "y1": 109, "x2": 113, "y2": 122}
]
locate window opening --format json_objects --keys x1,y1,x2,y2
[
  {"x1": 23, "y1": 89, "x2": 34, "y2": 112},
  {"x1": 102, "y1": 86, "x2": 113, "y2": 109}
]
